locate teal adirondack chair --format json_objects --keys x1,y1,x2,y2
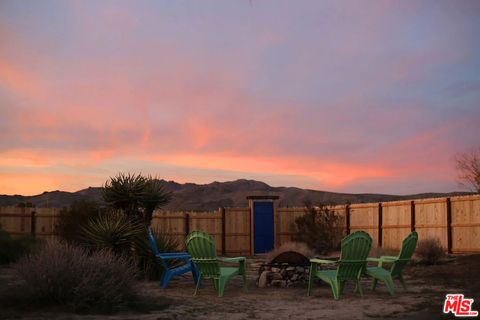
[
  {"x1": 365, "y1": 231, "x2": 418, "y2": 295},
  {"x1": 307, "y1": 231, "x2": 372, "y2": 300},
  {"x1": 185, "y1": 230, "x2": 248, "y2": 297}
]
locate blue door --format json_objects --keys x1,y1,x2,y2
[{"x1": 253, "y1": 201, "x2": 274, "y2": 254}]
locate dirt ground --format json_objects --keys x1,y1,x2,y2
[{"x1": 1, "y1": 254, "x2": 479, "y2": 320}]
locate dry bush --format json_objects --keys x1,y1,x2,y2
[
  {"x1": 293, "y1": 204, "x2": 344, "y2": 255},
  {"x1": 266, "y1": 241, "x2": 315, "y2": 262},
  {"x1": 10, "y1": 241, "x2": 139, "y2": 314},
  {"x1": 415, "y1": 238, "x2": 445, "y2": 265}
]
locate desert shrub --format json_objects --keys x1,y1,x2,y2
[
  {"x1": 0, "y1": 228, "x2": 42, "y2": 264},
  {"x1": 293, "y1": 203, "x2": 344, "y2": 255},
  {"x1": 11, "y1": 241, "x2": 138, "y2": 314},
  {"x1": 55, "y1": 200, "x2": 105, "y2": 244},
  {"x1": 266, "y1": 241, "x2": 315, "y2": 263},
  {"x1": 415, "y1": 238, "x2": 445, "y2": 265}
]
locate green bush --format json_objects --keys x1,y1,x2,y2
[
  {"x1": 415, "y1": 238, "x2": 445, "y2": 265},
  {"x1": 293, "y1": 203, "x2": 344, "y2": 255},
  {"x1": 0, "y1": 228, "x2": 41, "y2": 265},
  {"x1": 10, "y1": 241, "x2": 139, "y2": 314},
  {"x1": 55, "y1": 200, "x2": 105, "y2": 244}
]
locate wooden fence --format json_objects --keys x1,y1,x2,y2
[{"x1": 1, "y1": 195, "x2": 479, "y2": 255}]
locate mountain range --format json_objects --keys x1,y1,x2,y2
[{"x1": 0, "y1": 179, "x2": 471, "y2": 211}]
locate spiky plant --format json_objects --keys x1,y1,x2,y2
[
  {"x1": 80, "y1": 211, "x2": 146, "y2": 256},
  {"x1": 142, "y1": 177, "x2": 172, "y2": 225},
  {"x1": 102, "y1": 173, "x2": 172, "y2": 225},
  {"x1": 103, "y1": 173, "x2": 147, "y2": 219}
]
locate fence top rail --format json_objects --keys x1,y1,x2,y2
[
  {"x1": 349, "y1": 203, "x2": 379, "y2": 209},
  {"x1": 381, "y1": 200, "x2": 413, "y2": 207},
  {"x1": 450, "y1": 194, "x2": 480, "y2": 202}
]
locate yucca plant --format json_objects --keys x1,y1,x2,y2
[
  {"x1": 80, "y1": 211, "x2": 146, "y2": 256},
  {"x1": 103, "y1": 173, "x2": 172, "y2": 225}
]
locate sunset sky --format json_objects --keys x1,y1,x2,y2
[{"x1": 1, "y1": 1, "x2": 479, "y2": 196}]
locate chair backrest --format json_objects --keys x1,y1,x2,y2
[
  {"x1": 186, "y1": 230, "x2": 220, "y2": 278},
  {"x1": 147, "y1": 227, "x2": 160, "y2": 255},
  {"x1": 391, "y1": 231, "x2": 418, "y2": 276},
  {"x1": 336, "y1": 231, "x2": 372, "y2": 280},
  {"x1": 147, "y1": 227, "x2": 169, "y2": 269}
]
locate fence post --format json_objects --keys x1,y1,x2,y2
[
  {"x1": 30, "y1": 210, "x2": 36, "y2": 236},
  {"x1": 446, "y1": 198, "x2": 452, "y2": 254},
  {"x1": 221, "y1": 207, "x2": 226, "y2": 256},
  {"x1": 410, "y1": 200, "x2": 416, "y2": 232},
  {"x1": 185, "y1": 212, "x2": 190, "y2": 236},
  {"x1": 378, "y1": 203, "x2": 383, "y2": 247},
  {"x1": 345, "y1": 204, "x2": 350, "y2": 235}
]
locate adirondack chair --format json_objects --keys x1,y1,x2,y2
[
  {"x1": 185, "y1": 230, "x2": 247, "y2": 297},
  {"x1": 307, "y1": 231, "x2": 372, "y2": 300},
  {"x1": 147, "y1": 227, "x2": 199, "y2": 289},
  {"x1": 365, "y1": 231, "x2": 418, "y2": 295}
]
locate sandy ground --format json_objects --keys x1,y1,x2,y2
[{"x1": 2, "y1": 255, "x2": 479, "y2": 320}]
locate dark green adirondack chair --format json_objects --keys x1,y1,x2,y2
[
  {"x1": 307, "y1": 231, "x2": 372, "y2": 300},
  {"x1": 365, "y1": 231, "x2": 418, "y2": 295},
  {"x1": 186, "y1": 230, "x2": 247, "y2": 297}
]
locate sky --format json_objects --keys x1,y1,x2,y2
[{"x1": 0, "y1": 0, "x2": 479, "y2": 196}]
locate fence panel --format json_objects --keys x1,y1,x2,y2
[
  {"x1": 349, "y1": 203, "x2": 379, "y2": 247},
  {"x1": 277, "y1": 207, "x2": 305, "y2": 245},
  {"x1": 151, "y1": 211, "x2": 186, "y2": 250},
  {"x1": 225, "y1": 207, "x2": 250, "y2": 256},
  {"x1": 414, "y1": 198, "x2": 448, "y2": 249},
  {"x1": 189, "y1": 210, "x2": 222, "y2": 254},
  {"x1": 382, "y1": 201, "x2": 411, "y2": 250},
  {"x1": 451, "y1": 195, "x2": 480, "y2": 253}
]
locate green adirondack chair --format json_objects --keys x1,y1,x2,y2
[
  {"x1": 185, "y1": 230, "x2": 248, "y2": 297},
  {"x1": 307, "y1": 231, "x2": 372, "y2": 300},
  {"x1": 365, "y1": 231, "x2": 418, "y2": 295}
]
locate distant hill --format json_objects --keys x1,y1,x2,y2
[{"x1": 0, "y1": 179, "x2": 472, "y2": 211}]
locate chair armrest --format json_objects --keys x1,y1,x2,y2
[
  {"x1": 310, "y1": 258, "x2": 337, "y2": 264},
  {"x1": 157, "y1": 252, "x2": 191, "y2": 260},
  {"x1": 219, "y1": 257, "x2": 246, "y2": 263},
  {"x1": 367, "y1": 257, "x2": 382, "y2": 262},
  {"x1": 380, "y1": 256, "x2": 398, "y2": 261}
]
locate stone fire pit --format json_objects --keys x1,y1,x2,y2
[{"x1": 256, "y1": 250, "x2": 310, "y2": 288}]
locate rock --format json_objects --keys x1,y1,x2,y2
[
  {"x1": 271, "y1": 272, "x2": 283, "y2": 280},
  {"x1": 290, "y1": 274, "x2": 299, "y2": 281},
  {"x1": 271, "y1": 267, "x2": 281, "y2": 273},
  {"x1": 280, "y1": 269, "x2": 287, "y2": 277},
  {"x1": 286, "y1": 267, "x2": 295, "y2": 272},
  {"x1": 258, "y1": 271, "x2": 268, "y2": 288},
  {"x1": 271, "y1": 280, "x2": 287, "y2": 287},
  {"x1": 296, "y1": 266, "x2": 305, "y2": 273}
]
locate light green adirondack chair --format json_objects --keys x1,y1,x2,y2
[
  {"x1": 185, "y1": 230, "x2": 247, "y2": 297},
  {"x1": 307, "y1": 231, "x2": 372, "y2": 300},
  {"x1": 365, "y1": 231, "x2": 418, "y2": 295}
]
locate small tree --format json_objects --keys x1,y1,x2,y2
[
  {"x1": 293, "y1": 203, "x2": 343, "y2": 255},
  {"x1": 102, "y1": 173, "x2": 172, "y2": 225},
  {"x1": 455, "y1": 147, "x2": 480, "y2": 193}
]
